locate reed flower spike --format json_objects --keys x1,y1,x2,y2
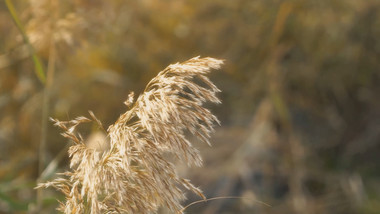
[{"x1": 37, "y1": 56, "x2": 223, "y2": 213}]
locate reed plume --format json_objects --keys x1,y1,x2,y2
[{"x1": 37, "y1": 56, "x2": 223, "y2": 213}]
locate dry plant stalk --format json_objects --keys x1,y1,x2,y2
[{"x1": 37, "y1": 56, "x2": 223, "y2": 213}]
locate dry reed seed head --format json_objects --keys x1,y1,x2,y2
[
  {"x1": 26, "y1": 0, "x2": 85, "y2": 53},
  {"x1": 38, "y1": 57, "x2": 223, "y2": 213}
]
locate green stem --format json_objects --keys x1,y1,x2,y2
[{"x1": 5, "y1": 0, "x2": 46, "y2": 84}]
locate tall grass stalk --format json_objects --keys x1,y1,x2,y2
[
  {"x1": 37, "y1": 38, "x2": 56, "y2": 210},
  {"x1": 5, "y1": 0, "x2": 51, "y2": 211}
]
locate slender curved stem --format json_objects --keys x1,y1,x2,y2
[{"x1": 4, "y1": 0, "x2": 46, "y2": 84}]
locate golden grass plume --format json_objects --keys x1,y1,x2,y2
[{"x1": 37, "y1": 56, "x2": 223, "y2": 213}]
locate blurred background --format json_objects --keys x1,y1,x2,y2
[{"x1": 1, "y1": 0, "x2": 380, "y2": 213}]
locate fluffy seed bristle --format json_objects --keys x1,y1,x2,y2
[{"x1": 37, "y1": 56, "x2": 223, "y2": 213}]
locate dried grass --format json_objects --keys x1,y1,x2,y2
[{"x1": 37, "y1": 56, "x2": 223, "y2": 213}]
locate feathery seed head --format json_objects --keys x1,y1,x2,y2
[{"x1": 37, "y1": 57, "x2": 223, "y2": 213}]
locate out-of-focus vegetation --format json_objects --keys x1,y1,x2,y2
[{"x1": 0, "y1": 0, "x2": 379, "y2": 213}]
